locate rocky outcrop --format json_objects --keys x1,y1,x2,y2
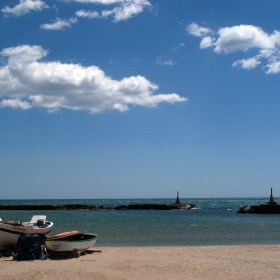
[
  {"x1": 237, "y1": 189, "x2": 280, "y2": 214},
  {"x1": 237, "y1": 204, "x2": 280, "y2": 214}
]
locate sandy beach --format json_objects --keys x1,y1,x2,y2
[{"x1": 1, "y1": 245, "x2": 280, "y2": 280}]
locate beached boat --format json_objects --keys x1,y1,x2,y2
[
  {"x1": 0, "y1": 215, "x2": 54, "y2": 250},
  {"x1": 45, "y1": 231, "x2": 98, "y2": 252}
]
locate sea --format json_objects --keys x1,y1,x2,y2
[{"x1": 1, "y1": 198, "x2": 280, "y2": 247}]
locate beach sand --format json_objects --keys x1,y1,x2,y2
[{"x1": 1, "y1": 246, "x2": 280, "y2": 280}]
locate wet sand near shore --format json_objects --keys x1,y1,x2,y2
[{"x1": 1, "y1": 245, "x2": 280, "y2": 280}]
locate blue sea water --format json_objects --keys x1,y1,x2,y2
[{"x1": 1, "y1": 198, "x2": 280, "y2": 247}]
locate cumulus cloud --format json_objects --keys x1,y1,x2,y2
[
  {"x1": 200, "y1": 36, "x2": 215, "y2": 49},
  {"x1": 232, "y1": 57, "x2": 261, "y2": 70},
  {"x1": 0, "y1": 98, "x2": 32, "y2": 109},
  {"x1": 187, "y1": 23, "x2": 212, "y2": 37},
  {"x1": 0, "y1": 45, "x2": 187, "y2": 113},
  {"x1": 265, "y1": 61, "x2": 280, "y2": 74},
  {"x1": 214, "y1": 25, "x2": 279, "y2": 54},
  {"x1": 187, "y1": 23, "x2": 280, "y2": 74},
  {"x1": 75, "y1": 0, "x2": 152, "y2": 22},
  {"x1": 1, "y1": 0, "x2": 48, "y2": 16},
  {"x1": 40, "y1": 18, "x2": 77, "y2": 30}
]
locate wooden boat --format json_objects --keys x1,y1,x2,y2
[
  {"x1": 45, "y1": 231, "x2": 98, "y2": 252},
  {"x1": 0, "y1": 215, "x2": 54, "y2": 250}
]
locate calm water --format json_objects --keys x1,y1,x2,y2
[{"x1": 1, "y1": 198, "x2": 280, "y2": 247}]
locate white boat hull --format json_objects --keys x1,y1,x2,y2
[
  {"x1": 45, "y1": 233, "x2": 98, "y2": 252},
  {"x1": 0, "y1": 216, "x2": 53, "y2": 251}
]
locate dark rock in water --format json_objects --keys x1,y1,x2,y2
[
  {"x1": 237, "y1": 188, "x2": 280, "y2": 214},
  {"x1": 237, "y1": 204, "x2": 280, "y2": 214},
  {"x1": 115, "y1": 203, "x2": 196, "y2": 210}
]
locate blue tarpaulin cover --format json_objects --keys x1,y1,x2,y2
[{"x1": 12, "y1": 234, "x2": 48, "y2": 261}]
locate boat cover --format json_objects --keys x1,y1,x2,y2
[
  {"x1": 12, "y1": 234, "x2": 48, "y2": 261},
  {"x1": 47, "y1": 231, "x2": 83, "y2": 240}
]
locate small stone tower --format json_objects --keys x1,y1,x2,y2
[
  {"x1": 267, "y1": 188, "x2": 277, "y2": 205},
  {"x1": 175, "y1": 191, "x2": 181, "y2": 205}
]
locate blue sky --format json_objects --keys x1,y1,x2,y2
[{"x1": 1, "y1": 0, "x2": 280, "y2": 199}]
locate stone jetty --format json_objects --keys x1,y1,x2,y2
[
  {"x1": 237, "y1": 188, "x2": 280, "y2": 214},
  {"x1": 0, "y1": 192, "x2": 195, "y2": 211},
  {"x1": 0, "y1": 204, "x2": 103, "y2": 211},
  {"x1": 115, "y1": 192, "x2": 195, "y2": 210}
]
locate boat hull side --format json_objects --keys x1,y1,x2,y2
[
  {"x1": 45, "y1": 235, "x2": 98, "y2": 252},
  {"x1": 0, "y1": 222, "x2": 53, "y2": 250}
]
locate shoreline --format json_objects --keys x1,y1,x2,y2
[{"x1": 1, "y1": 245, "x2": 280, "y2": 279}]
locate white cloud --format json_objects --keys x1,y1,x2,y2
[
  {"x1": 156, "y1": 57, "x2": 175, "y2": 66},
  {"x1": 1, "y1": 0, "x2": 48, "y2": 16},
  {"x1": 232, "y1": 57, "x2": 261, "y2": 70},
  {"x1": 0, "y1": 44, "x2": 48, "y2": 65},
  {"x1": 40, "y1": 18, "x2": 77, "y2": 30},
  {"x1": 0, "y1": 98, "x2": 32, "y2": 109},
  {"x1": 0, "y1": 45, "x2": 187, "y2": 113},
  {"x1": 265, "y1": 60, "x2": 280, "y2": 74},
  {"x1": 75, "y1": 0, "x2": 152, "y2": 22},
  {"x1": 111, "y1": 0, "x2": 151, "y2": 21},
  {"x1": 75, "y1": 10, "x2": 99, "y2": 18},
  {"x1": 73, "y1": 0, "x2": 123, "y2": 3},
  {"x1": 200, "y1": 36, "x2": 215, "y2": 49},
  {"x1": 188, "y1": 23, "x2": 280, "y2": 74},
  {"x1": 214, "y1": 25, "x2": 279, "y2": 54},
  {"x1": 186, "y1": 23, "x2": 213, "y2": 37}
]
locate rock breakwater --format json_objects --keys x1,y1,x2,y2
[{"x1": 0, "y1": 203, "x2": 196, "y2": 211}]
